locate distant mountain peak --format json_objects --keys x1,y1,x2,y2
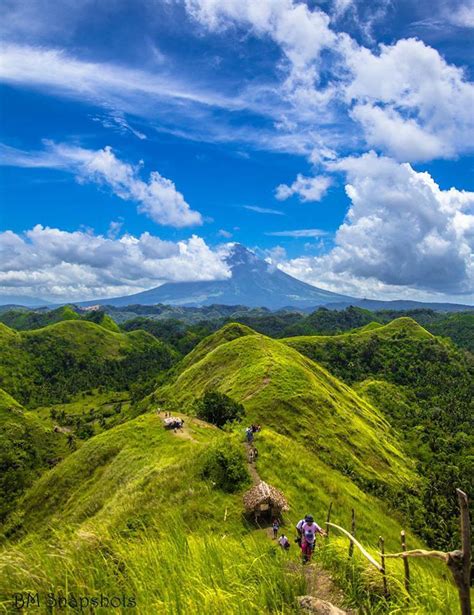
[
  {"x1": 80, "y1": 243, "x2": 352, "y2": 309},
  {"x1": 224, "y1": 243, "x2": 259, "y2": 267}
]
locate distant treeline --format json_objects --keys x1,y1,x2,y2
[{"x1": 1, "y1": 304, "x2": 473, "y2": 354}]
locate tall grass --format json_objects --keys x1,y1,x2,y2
[{"x1": 0, "y1": 523, "x2": 305, "y2": 614}]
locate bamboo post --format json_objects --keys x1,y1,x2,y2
[
  {"x1": 348, "y1": 509, "x2": 355, "y2": 558},
  {"x1": 446, "y1": 489, "x2": 471, "y2": 615},
  {"x1": 401, "y1": 530, "x2": 410, "y2": 595},
  {"x1": 379, "y1": 536, "x2": 388, "y2": 598},
  {"x1": 326, "y1": 501, "x2": 333, "y2": 540}
]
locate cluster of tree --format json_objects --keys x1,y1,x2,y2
[
  {"x1": 0, "y1": 327, "x2": 178, "y2": 408},
  {"x1": 195, "y1": 390, "x2": 245, "y2": 428},
  {"x1": 2, "y1": 305, "x2": 473, "y2": 353},
  {"x1": 121, "y1": 317, "x2": 215, "y2": 356},
  {"x1": 293, "y1": 330, "x2": 473, "y2": 550}
]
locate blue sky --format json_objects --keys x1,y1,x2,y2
[{"x1": 0, "y1": 0, "x2": 473, "y2": 303}]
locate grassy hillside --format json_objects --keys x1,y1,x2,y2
[
  {"x1": 283, "y1": 319, "x2": 474, "y2": 549},
  {"x1": 150, "y1": 325, "x2": 417, "y2": 501},
  {"x1": 0, "y1": 320, "x2": 178, "y2": 407},
  {"x1": 0, "y1": 318, "x2": 470, "y2": 613},
  {"x1": 0, "y1": 388, "x2": 66, "y2": 523},
  {"x1": 0, "y1": 411, "x2": 460, "y2": 614},
  {"x1": 0, "y1": 305, "x2": 81, "y2": 330}
]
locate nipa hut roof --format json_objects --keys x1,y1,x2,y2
[{"x1": 243, "y1": 481, "x2": 289, "y2": 512}]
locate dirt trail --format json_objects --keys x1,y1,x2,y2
[
  {"x1": 244, "y1": 441, "x2": 261, "y2": 484},
  {"x1": 302, "y1": 563, "x2": 354, "y2": 613},
  {"x1": 242, "y1": 437, "x2": 351, "y2": 613}
]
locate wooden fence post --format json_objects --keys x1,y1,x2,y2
[
  {"x1": 401, "y1": 530, "x2": 410, "y2": 595},
  {"x1": 326, "y1": 501, "x2": 333, "y2": 540},
  {"x1": 379, "y1": 536, "x2": 388, "y2": 598},
  {"x1": 348, "y1": 509, "x2": 355, "y2": 558},
  {"x1": 446, "y1": 489, "x2": 471, "y2": 615}
]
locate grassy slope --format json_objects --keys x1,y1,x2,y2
[
  {"x1": 0, "y1": 388, "x2": 66, "y2": 522},
  {"x1": 0, "y1": 320, "x2": 178, "y2": 407},
  {"x1": 0, "y1": 411, "x2": 459, "y2": 613},
  {"x1": 281, "y1": 317, "x2": 472, "y2": 404},
  {"x1": 151, "y1": 325, "x2": 416, "y2": 495},
  {"x1": 0, "y1": 305, "x2": 81, "y2": 330},
  {"x1": 0, "y1": 321, "x2": 466, "y2": 613}
]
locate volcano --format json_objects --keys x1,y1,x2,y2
[{"x1": 85, "y1": 244, "x2": 353, "y2": 309}]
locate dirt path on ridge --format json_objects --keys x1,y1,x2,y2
[{"x1": 243, "y1": 438, "x2": 352, "y2": 613}]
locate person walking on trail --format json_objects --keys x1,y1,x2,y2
[
  {"x1": 296, "y1": 514, "x2": 326, "y2": 563},
  {"x1": 245, "y1": 427, "x2": 254, "y2": 444},
  {"x1": 272, "y1": 518, "x2": 280, "y2": 539},
  {"x1": 278, "y1": 534, "x2": 290, "y2": 550}
]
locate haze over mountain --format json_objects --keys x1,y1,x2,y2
[
  {"x1": 80, "y1": 244, "x2": 352, "y2": 310},
  {"x1": 76, "y1": 244, "x2": 472, "y2": 312}
]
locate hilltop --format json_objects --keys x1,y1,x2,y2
[
  {"x1": 0, "y1": 319, "x2": 178, "y2": 407},
  {"x1": 151, "y1": 324, "x2": 417, "y2": 498}
]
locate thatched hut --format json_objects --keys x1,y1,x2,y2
[{"x1": 243, "y1": 481, "x2": 289, "y2": 522}]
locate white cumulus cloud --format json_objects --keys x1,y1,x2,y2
[
  {"x1": 0, "y1": 226, "x2": 230, "y2": 301},
  {"x1": 280, "y1": 153, "x2": 474, "y2": 297},
  {"x1": 0, "y1": 142, "x2": 202, "y2": 227},
  {"x1": 345, "y1": 38, "x2": 474, "y2": 161},
  {"x1": 275, "y1": 174, "x2": 332, "y2": 202}
]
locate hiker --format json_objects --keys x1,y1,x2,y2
[
  {"x1": 248, "y1": 448, "x2": 255, "y2": 463},
  {"x1": 246, "y1": 427, "x2": 254, "y2": 444},
  {"x1": 278, "y1": 534, "x2": 290, "y2": 550},
  {"x1": 253, "y1": 447, "x2": 258, "y2": 460},
  {"x1": 296, "y1": 514, "x2": 326, "y2": 563},
  {"x1": 272, "y1": 518, "x2": 280, "y2": 539}
]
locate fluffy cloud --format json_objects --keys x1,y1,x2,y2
[
  {"x1": 0, "y1": 142, "x2": 202, "y2": 227},
  {"x1": 447, "y1": 1, "x2": 474, "y2": 27},
  {"x1": 0, "y1": 226, "x2": 230, "y2": 301},
  {"x1": 280, "y1": 153, "x2": 474, "y2": 296},
  {"x1": 275, "y1": 174, "x2": 332, "y2": 202},
  {"x1": 185, "y1": 0, "x2": 335, "y2": 72},
  {"x1": 345, "y1": 38, "x2": 474, "y2": 161},
  {"x1": 184, "y1": 2, "x2": 474, "y2": 163}
]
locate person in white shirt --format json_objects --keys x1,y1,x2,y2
[
  {"x1": 296, "y1": 514, "x2": 326, "y2": 563},
  {"x1": 278, "y1": 535, "x2": 290, "y2": 550}
]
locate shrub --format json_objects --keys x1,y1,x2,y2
[
  {"x1": 195, "y1": 390, "x2": 245, "y2": 428},
  {"x1": 201, "y1": 438, "x2": 249, "y2": 492}
]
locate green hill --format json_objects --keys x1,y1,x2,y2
[
  {"x1": 151, "y1": 326, "x2": 417, "y2": 500},
  {"x1": 0, "y1": 319, "x2": 469, "y2": 614},
  {"x1": 0, "y1": 388, "x2": 66, "y2": 523},
  {"x1": 426, "y1": 311, "x2": 474, "y2": 353},
  {"x1": 283, "y1": 318, "x2": 474, "y2": 549},
  {"x1": 0, "y1": 305, "x2": 81, "y2": 330},
  {"x1": 0, "y1": 320, "x2": 178, "y2": 407},
  {"x1": 1, "y1": 400, "x2": 460, "y2": 613}
]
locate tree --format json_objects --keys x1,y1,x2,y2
[{"x1": 195, "y1": 390, "x2": 245, "y2": 428}]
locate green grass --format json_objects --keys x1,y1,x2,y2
[
  {"x1": 0, "y1": 388, "x2": 67, "y2": 524},
  {"x1": 0, "y1": 418, "x2": 461, "y2": 614},
  {"x1": 151, "y1": 329, "x2": 417, "y2": 495},
  {"x1": 0, "y1": 320, "x2": 469, "y2": 614},
  {"x1": 0, "y1": 320, "x2": 178, "y2": 407}
]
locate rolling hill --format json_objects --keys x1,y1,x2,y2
[
  {"x1": 0, "y1": 320, "x2": 178, "y2": 407},
  {"x1": 150, "y1": 324, "x2": 417, "y2": 497},
  {"x1": 0, "y1": 317, "x2": 470, "y2": 613}
]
